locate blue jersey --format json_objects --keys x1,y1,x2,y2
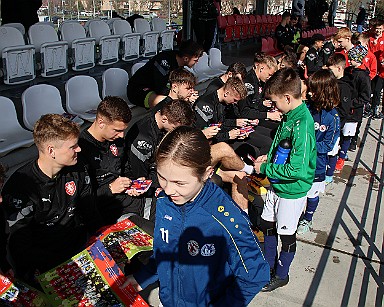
[
  {"x1": 134, "y1": 180, "x2": 269, "y2": 306},
  {"x1": 310, "y1": 106, "x2": 340, "y2": 180}
]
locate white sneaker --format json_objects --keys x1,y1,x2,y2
[{"x1": 297, "y1": 219, "x2": 312, "y2": 235}]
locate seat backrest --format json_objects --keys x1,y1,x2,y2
[
  {"x1": 0, "y1": 26, "x2": 26, "y2": 55},
  {"x1": 131, "y1": 62, "x2": 146, "y2": 76},
  {"x1": 235, "y1": 14, "x2": 243, "y2": 25},
  {"x1": 226, "y1": 15, "x2": 236, "y2": 26},
  {"x1": 249, "y1": 15, "x2": 256, "y2": 24},
  {"x1": 152, "y1": 18, "x2": 167, "y2": 32},
  {"x1": 28, "y1": 23, "x2": 59, "y2": 52},
  {"x1": 2, "y1": 22, "x2": 25, "y2": 35},
  {"x1": 209, "y1": 48, "x2": 223, "y2": 67},
  {"x1": 217, "y1": 15, "x2": 227, "y2": 29},
  {"x1": 0, "y1": 96, "x2": 33, "y2": 154},
  {"x1": 21, "y1": 84, "x2": 65, "y2": 130},
  {"x1": 65, "y1": 75, "x2": 101, "y2": 115},
  {"x1": 106, "y1": 18, "x2": 121, "y2": 31},
  {"x1": 102, "y1": 68, "x2": 129, "y2": 102},
  {"x1": 133, "y1": 18, "x2": 151, "y2": 34},
  {"x1": 113, "y1": 19, "x2": 133, "y2": 36},
  {"x1": 60, "y1": 22, "x2": 87, "y2": 46},
  {"x1": 88, "y1": 20, "x2": 111, "y2": 44},
  {"x1": 193, "y1": 52, "x2": 209, "y2": 73}
]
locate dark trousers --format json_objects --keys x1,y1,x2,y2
[
  {"x1": 371, "y1": 75, "x2": 384, "y2": 114},
  {"x1": 191, "y1": 18, "x2": 217, "y2": 52}
]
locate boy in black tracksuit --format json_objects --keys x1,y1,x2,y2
[
  {"x1": 305, "y1": 33, "x2": 326, "y2": 76},
  {"x1": 2, "y1": 115, "x2": 97, "y2": 284},
  {"x1": 78, "y1": 97, "x2": 146, "y2": 226}
]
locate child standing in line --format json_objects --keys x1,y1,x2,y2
[
  {"x1": 297, "y1": 69, "x2": 340, "y2": 234},
  {"x1": 252, "y1": 68, "x2": 317, "y2": 291},
  {"x1": 127, "y1": 126, "x2": 270, "y2": 306},
  {"x1": 326, "y1": 53, "x2": 355, "y2": 183}
]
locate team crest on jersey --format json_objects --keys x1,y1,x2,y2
[
  {"x1": 314, "y1": 122, "x2": 320, "y2": 130},
  {"x1": 187, "y1": 240, "x2": 200, "y2": 256},
  {"x1": 201, "y1": 244, "x2": 216, "y2": 256},
  {"x1": 65, "y1": 181, "x2": 76, "y2": 196},
  {"x1": 319, "y1": 124, "x2": 327, "y2": 132},
  {"x1": 110, "y1": 144, "x2": 118, "y2": 156}
]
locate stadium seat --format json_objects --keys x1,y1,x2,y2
[
  {"x1": 2, "y1": 22, "x2": 25, "y2": 36},
  {"x1": 60, "y1": 21, "x2": 96, "y2": 71},
  {"x1": 112, "y1": 19, "x2": 141, "y2": 62},
  {"x1": 87, "y1": 19, "x2": 120, "y2": 65},
  {"x1": 242, "y1": 15, "x2": 251, "y2": 39},
  {"x1": 217, "y1": 15, "x2": 233, "y2": 43},
  {"x1": 65, "y1": 75, "x2": 102, "y2": 121},
  {"x1": 0, "y1": 26, "x2": 35, "y2": 85},
  {"x1": 248, "y1": 15, "x2": 257, "y2": 38},
  {"x1": 208, "y1": 48, "x2": 228, "y2": 74},
  {"x1": 193, "y1": 52, "x2": 220, "y2": 83},
  {"x1": 226, "y1": 15, "x2": 238, "y2": 40},
  {"x1": 21, "y1": 84, "x2": 83, "y2": 130},
  {"x1": 133, "y1": 19, "x2": 160, "y2": 57},
  {"x1": 151, "y1": 18, "x2": 175, "y2": 51},
  {"x1": 28, "y1": 23, "x2": 68, "y2": 77},
  {"x1": 131, "y1": 62, "x2": 146, "y2": 76},
  {"x1": 0, "y1": 96, "x2": 34, "y2": 156},
  {"x1": 102, "y1": 68, "x2": 133, "y2": 107}
]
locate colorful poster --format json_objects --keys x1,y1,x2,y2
[
  {"x1": 0, "y1": 275, "x2": 49, "y2": 306},
  {"x1": 38, "y1": 240, "x2": 148, "y2": 306},
  {"x1": 89, "y1": 218, "x2": 153, "y2": 265}
]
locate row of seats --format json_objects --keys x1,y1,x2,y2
[
  {"x1": 217, "y1": 14, "x2": 283, "y2": 43},
  {"x1": 302, "y1": 26, "x2": 338, "y2": 39},
  {"x1": 0, "y1": 67, "x2": 148, "y2": 156},
  {"x1": 0, "y1": 17, "x2": 175, "y2": 85}
]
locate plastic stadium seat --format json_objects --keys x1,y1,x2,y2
[
  {"x1": 217, "y1": 15, "x2": 233, "y2": 43},
  {"x1": 106, "y1": 18, "x2": 122, "y2": 32},
  {"x1": 226, "y1": 15, "x2": 238, "y2": 40},
  {"x1": 60, "y1": 21, "x2": 96, "y2": 71},
  {"x1": 133, "y1": 19, "x2": 160, "y2": 57},
  {"x1": 0, "y1": 96, "x2": 34, "y2": 156},
  {"x1": 87, "y1": 19, "x2": 120, "y2": 65},
  {"x1": 28, "y1": 23, "x2": 68, "y2": 77},
  {"x1": 2, "y1": 22, "x2": 25, "y2": 36},
  {"x1": 131, "y1": 62, "x2": 146, "y2": 76},
  {"x1": 193, "y1": 52, "x2": 220, "y2": 83},
  {"x1": 249, "y1": 15, "x2": 257, "y2": 37},
  {"x1": 22, "y1": 84, "x2": 83, "y2": 130},
  {"x1": 256, "y1": 15, "x2": 263, "y2": 36},
  {"x1": 151, "y1": 18, "x2": 175, "y2": 51},
  {"x1": 65, "y1": 75, "x2": 102, "y2": 121},
  {"x1": 208, "y1": 48, "x2": 228, "y2": 73},
  {"x1": 242, "y1": 15, "x2": 251, "y2": 39},
  {"x1": 102, "y1": 68, "x2": 133, "y2": 107},
  {"x1": 112, "y1": 19, "x2": 140, "y2": 62},
  {"x1": 0, "y1": 26, "x2": 35, "y2": 84}
]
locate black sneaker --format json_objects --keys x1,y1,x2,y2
[
  {"x1": 349, "y1": 143, "x2": 357, "y2": 152},
  {"x1": 261, "y1": 275, "x2": 289, "y2": 292},
  {"x1": 371, "y1": 112, "x2": 384, "y2": 120}
]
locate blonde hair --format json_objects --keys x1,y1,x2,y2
[{"x1": 334, "y1": 27, "x2": 352, "y2": 40}]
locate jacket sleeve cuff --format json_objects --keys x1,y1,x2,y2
[{"x1": 260, "y1": 163, "x2": 267, "y2": 174}]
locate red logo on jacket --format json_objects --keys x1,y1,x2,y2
[
  {"x1": 110, "y1": 144, "x2": 118, "y2": 156},
  {"x1": 65, "y1": 181, "x2": 76, "y2": 196}
]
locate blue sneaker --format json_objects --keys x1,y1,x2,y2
[{"x1": 325, "y1": 176, "x2": 333, "y2": 185}]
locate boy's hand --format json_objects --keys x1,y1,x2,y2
[
  {"x1": 263, "y1": 99, "x2": 272, "y2": 107},
  {"x1": 229, "y1": 128, "x2": 241, "y2": 139},
  {"x1": 256, "y1": 155, "x2": 268, "y2": 162},
  {"x1": 253, "y1": 161, "x2": 263, "y2": 174},
  {"x1": 121, "y1": 275, "x2": 143, "y2": 292},
  {"x1": 189, "y1": 91, "x2": 199, "y2": 103},
  {"x1": 203, "y1": 126, "x2": 220, "y2": 139},
  {"x1": 236, "y1": 118, "x2": 249, "y2": 127},
  {"x1": 267, "y1": 111, "x2": 282, "y2": 121},
  {"x1": 110, "y1": 177, "x2": 132, "y2": 194}
]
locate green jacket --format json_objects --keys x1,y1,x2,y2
[{"x1": 260, "y1": 103, "x2": 316, "y2": 199}]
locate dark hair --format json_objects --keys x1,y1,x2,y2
[
  {"x1": 34, "y1": 114, "x2": 80, "y2": 150},
  {"x1": 226, "y1": 62, "x2": 247, "y2": 80},
  {"x1": 178, "y1": 40, "x2": 204, "y2": 58},
  {"x1": 326, "y1": 53, "x2": 346, "y2": 69},
  {"x1": 280, "y1": 51, "x2": 298, "y2": 69},
  {"x1": 358, "y1": 32, "x2": 370, "y2": 43},
  {"x1": 264, "y1": 68, "x2": 301, "y2": 99},
  {"x1": 169, "y1": 68, "x2": 196, "y2": 87},
  {"x1": 351, "y1": 32, "x2": 361, "y2": 45},
  {"x1": 156, "y1": 126, "x2": 211, "y2": 180},
  {"x1": 224, "y1": 76, "x2": 247, "y2": 99},
  {"x1": 308, "y1": 69, "x2": 340, "y2": 111},
  {"x1": 160, "y1": 100, "x2": 195, "y2": 126},
  {"x1": 97, "y1": 96, "x2": 132, "y2": 124},
  {"x1": 282, "y1": 11, "x2": 291, "y2": 19}
]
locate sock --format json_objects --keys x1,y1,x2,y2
[
  {"x1": 339, "y1": 137, "x2": 351, "y2": 159},
  {"x1": 327, "y1": 155, "x2": 337, "y2": 176},
  {"x1": 242, "y1": 164, "x2": 254, "y2": 175},
  {"x1": 276, "y1": 251, "x2": 295, "y2": 279},
  {"x1": 264, "y1": 235, "x2": 278, "y2": 270},
  {"x1": 304, "y1": 196, "x2": 319, "y2": 222}
]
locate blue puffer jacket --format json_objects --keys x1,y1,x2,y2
[
  {"x1": 309, "y1": 106, "x2": 340, "y2": 180},
  {"x1": 134, "y1": 180, "x2": 269, "y2": 306}
]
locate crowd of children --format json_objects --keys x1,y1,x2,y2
[{"x1": 0, "y1": 18, "x2": 383, "y2": 305}]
